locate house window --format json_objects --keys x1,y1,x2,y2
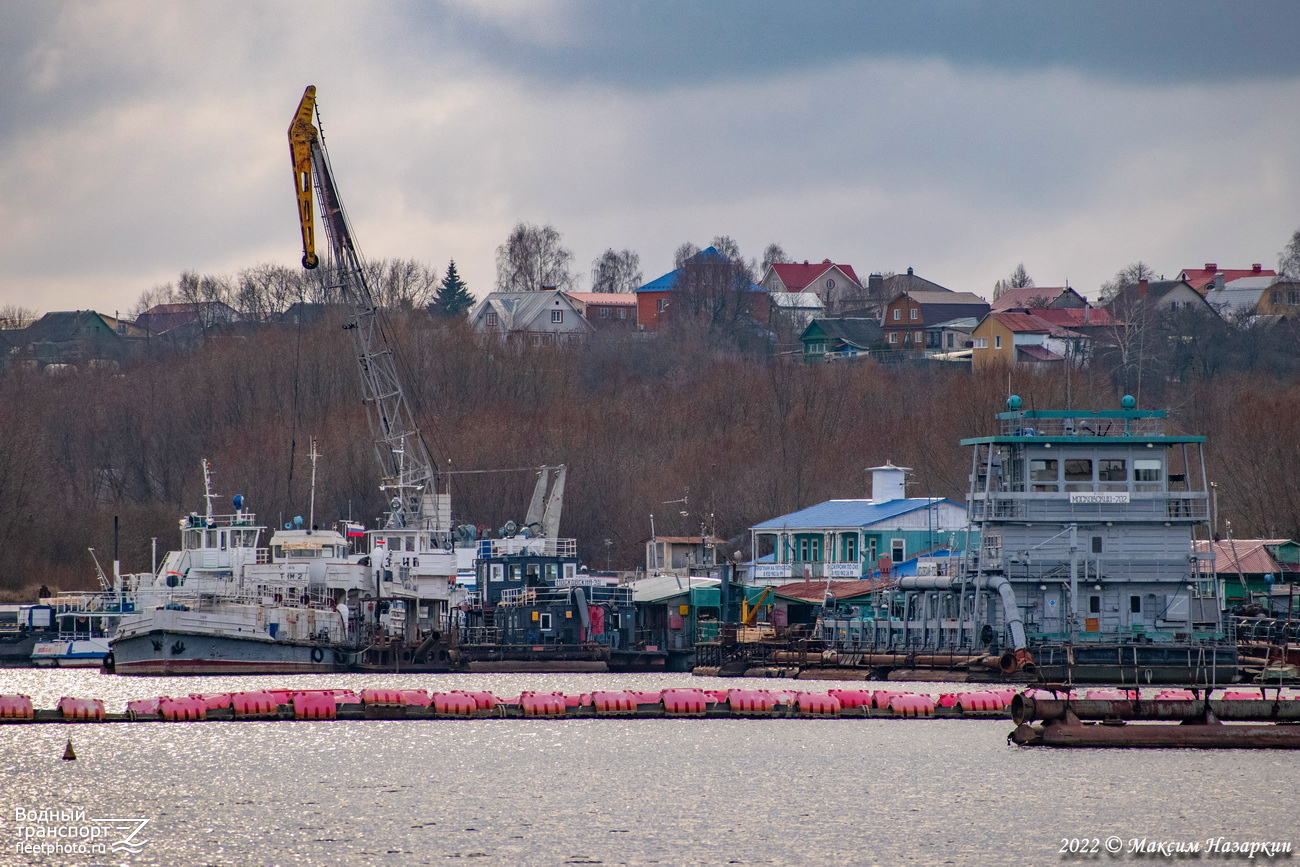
[
  {"x1": 890, "y1": 539, "x2": 905, "y2": 563},
  {"x1": 910, "y1": 308, "x2": 918, "y2": 320},
  {"x1": 599, "y1": 307, "x2": 610, "y2": 319},
  {"x1": 825, "y1": 278, "x2": 836, "y2": 290},
  {"x1": 994, "y1": 335, "x2": 1002, "y2": 349},
  {"x1": 892, "y1": 309, "x2": 901, "y2": 321},
  {"x1": 657, "y1": 299, "x2": 669, "y2": 313},
  {"x1": 974, "y1": 337, "x2": 987, "y2": 349},
  {"x1": 486, "y1": 311, "x2": 498, "y2": 327},
  {"x1": 946, "y1": 333, "x2": 954, "y2": 348},
  {"x1": 551, "y1": 310, "x2": 563, "y2": 323},
  {"x1": 888, "y1": 332, "x2": 898, "y2": 344},
  {"x1": 617, "y1": 308, "x2": 627, "y2": 319},
  {"x1": 841, "y1": 535, "x2": 858, "y2": 562},
  {"x1": 913, "y1": 331, "x2": 922, "y2": 343},
  {"x1": 1290, "y1": 290, "x2": 1300, "y2": 305}
]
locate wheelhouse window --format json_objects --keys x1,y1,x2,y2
[
  {"x1": 1064, "y1": 458, "x2": 1093, "y2": 491},
  {"x1": 1134, "y1": 459, "x2": 1163, "y2": 491},
  {"x1": 1030, "y1": 458, "x2": 1059, "y2": 491},
  {"x1": 1099, "y1": 459, "x2": 1127, "y2": 491}
]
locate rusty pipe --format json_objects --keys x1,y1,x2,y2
[{"x1": 1013, "y1": 694, "x2": 1300, "y2": 724}]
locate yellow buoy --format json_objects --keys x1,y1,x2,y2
[{"x1": 62, "y1": 738, "x2": 76, "y2": 761}]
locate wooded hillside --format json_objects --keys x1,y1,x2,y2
[{"x1": 2, "y1": 312, "x2": 1298, "y2": 595}]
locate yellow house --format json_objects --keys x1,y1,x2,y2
[{"x1": 971, "y1": 312, "x2": 1074, "y2": 370}]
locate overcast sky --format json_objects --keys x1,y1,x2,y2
[{"x1": 4, "y1": 0, "x2": 1299, "y2": 315}]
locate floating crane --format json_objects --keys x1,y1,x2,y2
[{"x1": 288, "y1": 86, "x2": 446, "y2": 535}]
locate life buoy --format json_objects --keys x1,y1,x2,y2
[
  {"x1": 311, "y1": 647, "x2": 324, "y2": 663},
  {"x1": 333, "y1": 649, "x2": 348, "y2": 665}
]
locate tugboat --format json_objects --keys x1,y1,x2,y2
[{"x1": 817, "y1": 395, "x2": 1237, "y2": 685}]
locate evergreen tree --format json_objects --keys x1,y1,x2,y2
[{"x1": 432, "y1": 260, "x2": 474, "y2": 317}]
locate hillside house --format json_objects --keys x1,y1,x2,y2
[
  {"x1": 467, "y1": 290, "x2": 594, "y2": 343},
  {"x1": 12, "y1": 310, "x2": 144, "y2": 371},
  {"x1": 991, "y1": 285, "x2": 1088, "y2": 313},
  {"x1": 1105, "y1": 279, "x2": 1214, "y2": 320},
  {"x1": 1178, "y1": 263, "x2": 1276, "y2": 294},
  {"x1": 1255, "y1": 279, "x2": 1300, "y2": 319},
  {"x1": 762, "y1": 260, "x2": 864, "y2": 314},
  {"x1": 881, "y1": 290, "x2": 989, "y2": 350},
  {"x1": 970, "y1": 312, "x2": 1088, "y2": 369},
  {"x1": 1205, "y1": 276, "x2": 1276, "y2": 321},
  {"x1": 135, "y1": 301, "x2": 243, "y2": 336},
  {"x1": 634, "y1": 247, "x2": 768, "y2": 331},
  {"x1": 799, "y1": 318, "x2": 883, "y2": 361},
  {"x1": 563, "y1": 292, "x2": 638, "y2": 329}
]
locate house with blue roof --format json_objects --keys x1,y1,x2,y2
[
  {"x1": 635, "y1": 246, "x2": 769, "y2": 331},
  {"x1": 746, "y1": 464, "x2": 970, "y2": 584}
]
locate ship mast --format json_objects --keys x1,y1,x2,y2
[{"x1": 288, "y1": 86, "x2": 441, "y2": 535}]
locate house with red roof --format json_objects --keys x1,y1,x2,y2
[
  {"x1": 991, "y1": 285, "x2": 1088, "y2": 313},
  {"x1": 761, "y1": 259, "x2": 863, "y2": 314},
  {"x1": 1178, "y1": 263, "x2": 1275, "y2": 294}
]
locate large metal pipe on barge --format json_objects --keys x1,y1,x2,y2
[
  {"x1": 1013, "y1": 694, "x2": 1300, "y2": 724},
  {"x1": 1011, "y1": 693, "x2": 1300, "y2": 749}
]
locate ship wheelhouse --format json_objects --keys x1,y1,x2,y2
[{"x1": 963, "y1": 395, "x2": 1222, "y2": 649}]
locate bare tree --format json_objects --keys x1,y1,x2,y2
[
  {"x1": 590, "y1": 249, "x2": 643, "y2": 293},
  {"x1": 495, "y1": 223, "x2": 575, "y2": 292},
  {"x1": 992, "y1": 263, "x2": 1034, "y2": 300},
  {"x1": 1280, "y1": 228, "x2": 1300, "y2": 278},
  {"x1": 364, "y1": 258, "x2": 438, "y2": 309},
  {"x1": 674, "y1": 242, "x2": 701, "y2": 269},
  {"x1": 761, "y1": 243, "x2": 789, "y2": 274},
  {"x1": 236, "y1": 263, "x2": 302, "y2": 320},
  {"x1": 0, "y1": 304, "x2": 38, "y2": 329},
  {"x1": 1099, "y1": 261, "x2": 1156, "y2": 303},
  {"x1": 710, "y1": 235, "x2": 743, "y2": 263}
]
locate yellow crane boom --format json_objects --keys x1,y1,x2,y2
[{"x1": 288, "y1": 85, "x2": 320, "y2": 269}]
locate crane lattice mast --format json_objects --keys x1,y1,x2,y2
[{"x1": 288, "y1": 85, "x2": 443, "y2": 534}]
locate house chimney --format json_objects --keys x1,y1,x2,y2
[
  {"x1": 1252, "y1": 263, "x2": 1262, "y2": 272},
  {"x1": 1213, "y1": 272, "x2": 1225, "y2": 291},
  {"x1": 1204, "y1": 263, "x2": 1217, "y2": 272},
  {"x1": 867, "y1": 462, "x2": 909, "y2": 503},
  {"x1": 868, "y1": 273, "x2": 884, "y2": 298},
  {"x1": 803, "y1": 260, "x2": 809, "y2": 265},
  {"x1": 1138, "y1": 279, "x2": 1148, "y2": 297},
  {"x1": 822, "y1": 259, "x2": 832, "y2": 264}
]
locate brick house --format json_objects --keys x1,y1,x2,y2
[{"x1": 881, "y1": 290, "x2": 989, "y2": 350}]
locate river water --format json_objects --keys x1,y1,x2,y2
[{"x1": 0, "y1": 669, "x2": 1295, "y2": 866}]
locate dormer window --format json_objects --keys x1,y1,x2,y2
[{"x1": 486, "y1": 311, "x2": 498, "y2": 327}]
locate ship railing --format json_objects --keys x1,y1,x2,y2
[
  {"x1": 969, "y1": 492, "x2": 1209, "y2": 521},
  {"x1": 998, "y1": 415, "x2": 1165, "y2": 437},
  {"x1": 475, "y1": 537, "x2": 578, "y2": 559},
  {"x1": 497, "y1": 585, "x2": 633, "y2": 607},
  {"x1": 455, "y1": 625, "x2": 500, "y2": 645},
  {"x1": 181, "y1": 512, "x2": 261, "y2": 528}
]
